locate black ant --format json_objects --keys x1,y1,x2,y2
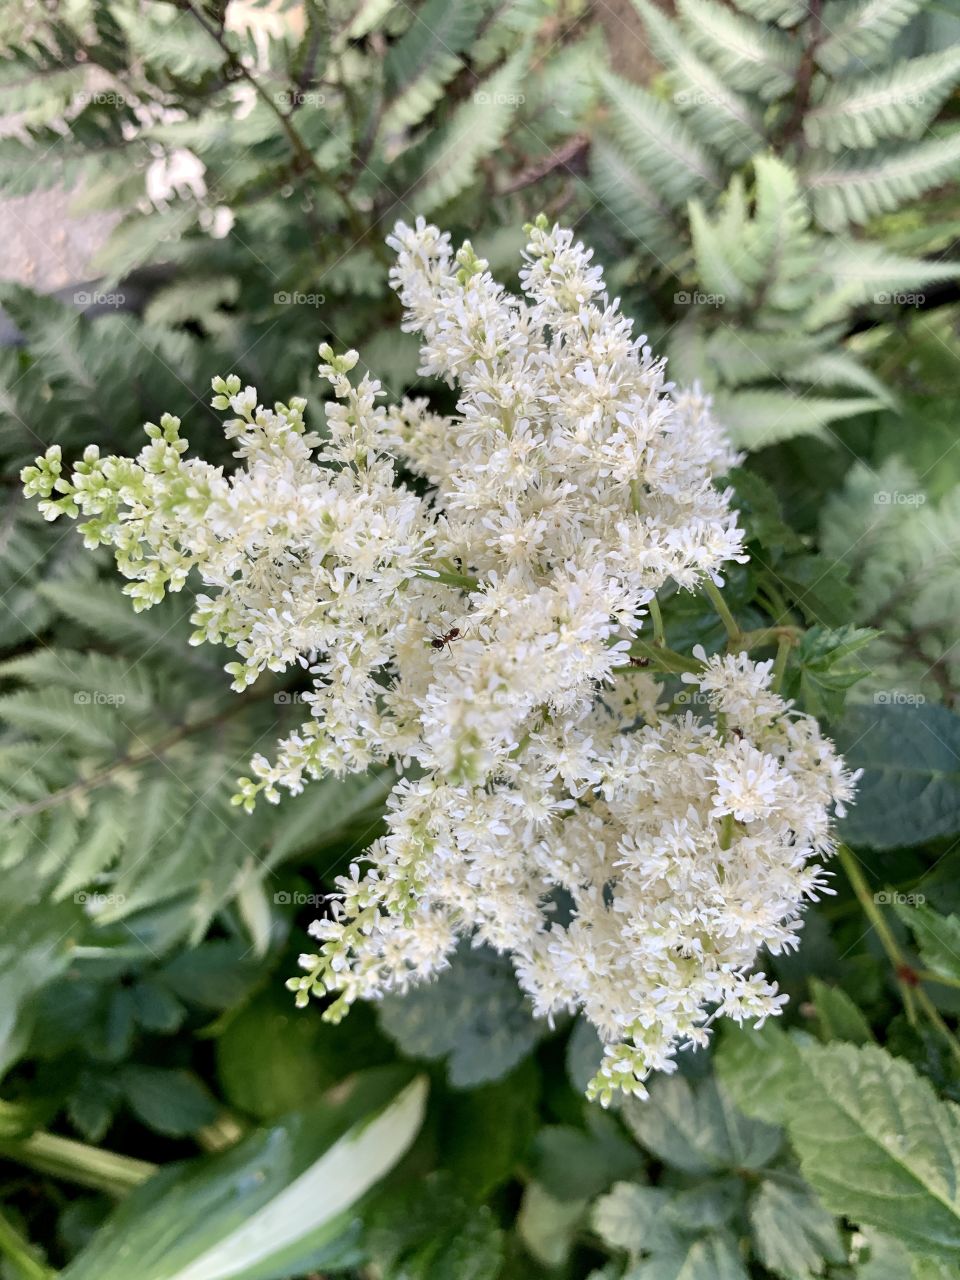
[
  {"x1": 627, "y1": 656, "x2": 650, "y2": 668},
  {"x1": 730, "y1": 725, "x2": 744, "y2": 741},
  {"x1": 430, "y1": 626, "x2": 462, "y2": 654}
]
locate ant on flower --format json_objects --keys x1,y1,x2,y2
[{"x1": 429, "y1": 626, "x2": 463, "y2": 654}]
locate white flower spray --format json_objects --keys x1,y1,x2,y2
[{"x1": 23, "y1": 217, "x2": 855, "y2": 1103}]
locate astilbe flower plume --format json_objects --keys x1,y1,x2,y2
[{"x1": 22, "y1": 217, "x2": 855, "y2": 1103}]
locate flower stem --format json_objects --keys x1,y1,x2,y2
[
  {"x1": 772, "y1": 633, "x2": 792, "y2": 693},
  {"x1": 0, "y1": 1211, "x2": 55, "y2": 1280},
  {"x1": 837, "y1": 844, "x2": 960, "y2": 1059},
  {"x1": 0, "y1": 1132, "x2": 156, "y2": 1198},
  {"x1": 703, "y1": 579, "x2": 741, "y2": 644},
  {"x1": 647, "y1": 596, "x2": 665, "y2": 647}
]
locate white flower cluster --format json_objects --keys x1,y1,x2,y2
[{"x1": 23, "y1": 218, "x2": 855, "y2": 1101}]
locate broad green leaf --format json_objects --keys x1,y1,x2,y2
[
  {"x1": 894, "y1": 903, "x2": 960, "y2": 984},
  {"x1": 517, "y1": 1183, "x2": 588, "y2": 1269},
  {"x1": 810, "y1": 979, "x2": 874, "y2": 1045},
  {"x1": 530, "y1": 1114, "x2": 643, "y2": 1202},
  {"x1": 365, "y1": 1173, "x2": 503, "y2": 1280},
  {"x1": 630, "y1": 1233, "x2": 749, "y2": 1280},
  {"x1": 714, "y1": 1022, "x2": 805, "y2": 1126},
  {"x1": 787, "y1": 1043, "x2": 960, "y2": 1262},
  {"x1": 835, "y1": 704, "x2": 960, "y2": 849},
  {"x1": 783, "y1": 625, "x2": 878, "y2": 720},
  {"x1": 62, "y1": 1071, "x2": 428, "y2": 1280},
  {"x1": 622, "y1": 1075, "x2": 781, "y2": 1174},
  {"x1": 120, "y1": 1067, "x2": 218, "y2": 1138},
  {"x1": 748, "y1": 1173, "x2": 845, "y2": 1279},
  {"x1": 592, "y1": 1184, "x2": 683, "y2": 1257},
  {"x1": 377, "y1": 944, "x2": 546, "y2": 1087}
]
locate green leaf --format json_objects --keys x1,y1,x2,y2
[
  {"x1": 810, "y1": 979, "x2": 875, "y2": 1044},
  {"x1": 61, "y1": 1071, "x2": 428, "y2": 1280},
  {"x1": 377, "y1": 944, "x2": 546, "y2": 1087},
  {"x1": 714, "y1": 1022, "x2": 804, "y2": 1126},
  {"x1": 622, "y1": 1075, "x2": 781, "y2": 1174},
  {"x1": 629, "y1": 1233, "x2": 750, "y2": 1280},
  {"x1": 748, "y1": 1173, "x2": 845, "y2": 1280},
  {"x1": 383, "y1": 0, "x2": 484, "y2": 132},
  {"x1": 816, "y1": 0, "x2": 926, "y2": 74},
  {"x1": 894, "y1": 903, "x2": 960, "y2": 984},
  {"x1": 415, "y1": 48, "x2": 529, "y2": 212},
  {"x1": 441, "y1": 1062, "x2": 539, "y2": 1200},
  {"x1": 834, "y1": 703, "x2": 960, "y2": 849},
  {"x1": 517, "y1": 1182, "x2": 587, "y2": 1269},
  {"x1": 120, "y1": 1068, "x2": 218, "y2": 1138},
  {"x1": 804, "y1": 133, "x2": 960, "y2": 231},
  {"x1": 597, "y1": 68, "x2": 722, "y2": 209},
  {"x1": 784, "y1": 624, "x2": 878, "y2": 720},
  {"x1": 530, "y1": 1113, "x2": 644, "y2": 1202},
  {"x1": 592, "y1": 1184, "x2": 684, "y2": 1257},
  {"x1": 677, "y1": 0, "x2": 799, "y2": 97},
  {"x1": 785, "y1": 1043, "x2": 960, "y2": 1263}
]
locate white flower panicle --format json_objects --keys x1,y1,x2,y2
[{"x1": 23, "y1": 218, "x2": 855, "y2": 1102}]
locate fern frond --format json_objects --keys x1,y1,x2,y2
[
  {"x1": 716, "y1": 390, "x2": 880, "y2": 448},
  {"x1": 414, "y1": 47, "x2": 529, "y2": 211},
  {"x1": 597, "y1": 68, "x2": 722, "y2": 209},
  {"x1": 804, "y1": 47, "x2": 960, "y2": 152},
  {"x1": 804, "y1": 131, "x2": 960, "y2": 229},
  {"x1": 729, "y1": 0, "x2": 807, "y2": 26},
  {"x1": 631, "y1": 0, "x2": 765, "y2": 163},
  {"x1": 382, "y1": 0, "x2": 484, "y2": 132},
  {"x1": 587, "y1": 140, "x2": 681, "y2": 262},
  {"x1": 676, "y1": 0, "x2": 800, "y2": 99},
  {"x1": 790, "y1": 352, "x2": 895, "y2": 406},
  {"x1": 816, "y1": 0, "x2": 926, "y2": 75}
]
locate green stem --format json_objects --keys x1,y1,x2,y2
[
  {"x1": 647, "y1": 596, "x2": 666, "y2": 647},
  {"x1": 837, "y1": 845, "x2": 960, "y2": 1055},
  {"x1": 703, "y1": 579, "x2": 741, "y2": 644},
  {"x1": 0, "y1": 1211, "x2": 55, "y2": 1280},
  {"x1": 0, "y1": 1133, "x2": 156, "y2": 1198},
  {"x1": 772, "y1": 633, "x2": 792, "y2": 693},
  {"x1": 625, "y1": 639, "x2": 704, "y2": 675},
  {"x1": 916, "y1": 968, "x2": 960, "y2": 992}
]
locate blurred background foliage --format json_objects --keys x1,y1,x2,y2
[{"x1": 1, "y1": 1, "x2": 960, "y2": 1277}]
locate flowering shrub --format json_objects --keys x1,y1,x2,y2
[{"x1": 23, "y1": 220, "x2": 855, "y2": 1104}]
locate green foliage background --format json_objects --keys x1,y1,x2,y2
[{"x1": 1, "y1": 1, "x2": 960, "y2": 1277}]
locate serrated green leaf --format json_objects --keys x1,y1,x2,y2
[
  {"x1": 894, "y1": 903, "x2": 960, "y2": 984},
  {"x1": 835, "y1": 703, "x2": 960, "y2": 849},
  {"x1": 622, "y1": 1075, "x2": 781, "y2": 1174},
  {"x1": 748, "y1": 1173, "x2": 845, "y2": 1280}
]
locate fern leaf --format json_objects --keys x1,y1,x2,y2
[
  {"x1": 631, "y1": 0, "x2": 765, "y2": 163},
  {"x1": 588, "y1": 139, "x2": 681, "y2": 262},
  {"x1": 790, "y1": 352, "x2": 895, "y2": 406},
  {"x1": 716, "y1": 390, "x2": 881, "y2": 449},
  {"x1": 805, "y1": 131, "x2": 960, "y2": 230},
  {"x1": 700, "y1": 329, "x2": 827, "y2": 385},
  {"x1": 383, "y1": 0, "x2": 484, "y2": 133},
  {"x1": 677, "y1": 0, "x2": 800, "y2": 99},
  {"x1": 688, "y1": 199, "x2": 750, "y2": 304},
  {"x1": 729, "y1": 0, "x2": 807, "y2": 26},
  {"x1": 414, "y1": 47, "x2": 529, "y2": 212},
  {"x1": 597, "y1": 69, "x2": 722, "y2": 210},
  {"x1": 805, "y1": 47, "x2": 960, "y2": 152},
  {"x1": 816, "y1": 0, "x2": 926, "y2": 75}
]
